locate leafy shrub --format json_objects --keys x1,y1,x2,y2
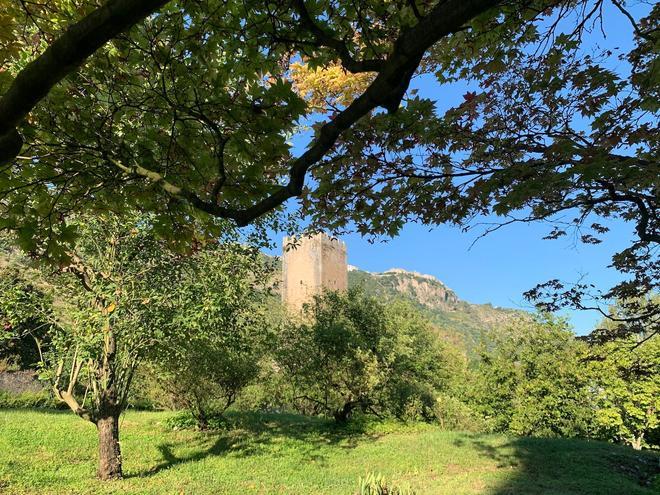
[
  {"x1": 165, "y1": 410, "x2": 231, "y2": 431},
  {"x1": 357, "y1": 472, "x2": 415, "y2": 495},
  {"x1": 472, "y1": 314, "x2": 595, "y2": 438},
  {"x1": 232, "y1": 371, "x2": 295, "y2": 414},
  {"x1": 399, "y1": 396, "x2": 428, "y2": 423},
  {"x1": 588, "y1": 331, "x2": 659, "y2": 450},
  {"x1": 153, "y1": 246, "x2": 278, "y2": 430},
  {"x1": 0, "y1": 390, "x2": 62, "y2": 409},
  {"x1": 433, "y1": 394, "x2": 483, "y2": 432},
  {"x1": 385, "y1": 381, "x2": 437, "y2": 422}
]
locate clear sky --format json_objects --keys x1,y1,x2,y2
[{"x1": 264, "y1": 2, "x2": 650, "y2": 335}]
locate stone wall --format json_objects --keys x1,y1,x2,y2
[
  {"x1": 0, "y1": 370, "x2": 43, "y2": 394},
  {"x1": 282, "y1": 233, "x2": 348, "y2": 312}
]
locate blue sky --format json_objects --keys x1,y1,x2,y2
[
  {"x1": 265, "y1": 2, "x2": 650, "y2": 335},
  {"x1": 341, "y1": 219, "x2": 634, "y2": 335}
]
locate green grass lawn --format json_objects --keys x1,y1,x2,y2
[{"x1": 0, "y1": 409, "x2": 658, "y2": 495}]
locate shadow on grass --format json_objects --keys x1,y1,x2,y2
[
  {"x1": 455, "y1": 435, "x2": 660, "y2": 495},
  {"x1": 129, "y1": 412, "x2": 381, "y2": 478}
]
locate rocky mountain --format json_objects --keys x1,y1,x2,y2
[{"x1": 347, "y1": 266, "x2": 526, "y2": 352}]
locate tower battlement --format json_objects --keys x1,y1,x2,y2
[{"x1": 282, "y1": 233, "x2": 348, "y2": 312}]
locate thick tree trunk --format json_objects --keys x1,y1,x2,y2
[
  {"x1": 95, "y1": 319, "x2": 124, "y2": 480},
  {"x1": 97, "y1": 414, "x2": 122, "y2": 480}
]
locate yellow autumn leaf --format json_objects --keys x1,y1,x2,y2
[{"x1": 290, "y1": 62, "x2": 375, "y2": 113}]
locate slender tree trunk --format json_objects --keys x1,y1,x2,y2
[
  {"x1": 96, "y1": 413, "x2": 122, "y2": 480},
  {"x1": 194, "y1": 406, "x2": 209, "y2": 431},
  {"x1": 189, "y1": 390, "x2": 209, "y2": 430},
  {"x1": 334, "y1": 401, "x2": 355, "y2": 424},
  {"x1": 631, "y1": 434, "x2": 644, "y2": 451}
]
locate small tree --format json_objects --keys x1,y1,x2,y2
[
  {"x1": 588, "y1": 308, "x2": 660, "y2": 450},
  {"x1": 154, "y1": 245, "x2": 278, "y2": 429},
  {"x1": 381, "y1": 301, "x2": 455, "y2": 421},
  {"x1": 473, "y1": 314, "x2": 594, "y2": 437},
  {"x1": 278, "y1": 289, "x2": 449, "y2": 423},
  {"x1": 39, "y1": 215, "x2": 181, "y2": 480}
]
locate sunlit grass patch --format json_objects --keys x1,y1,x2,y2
[{"x1": 0, "y1": 409, "x2": 658, "y2": 495}]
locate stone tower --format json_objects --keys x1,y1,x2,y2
[{"x1": 282, "y1": 233, "x2": 348, "y2": 312}]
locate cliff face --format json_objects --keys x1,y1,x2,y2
[
  {"x1": 355, "y1": 268, "x2": 460, "y2": 310},
  {"x1": 348, "y1": 267, "x2": 525, "y2": 352},
  {"x1": 348, "y1": 267, "x2": 460, "y2": 311}
]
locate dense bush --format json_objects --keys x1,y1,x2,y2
[
  {"x1": 588, "y1": 332, "x2": 660, "y2": 450},
  {"x1": 468, "y1": 311, "x2": 659, "y2": 449},
  {"x1": 232, "y1": 367, "x2": 295, "y2": 414},
  {"x1": 432, "y1": 393, "x2": 484, "y2": 432},
  {"x1": 471, "y1": 314, "x2": 595, "y2": 438},
  {"x1": 153, "y1": 246, "x2": 279, "y2": 429},
  {"x1": 276, "y1": 289, "x2": 454, "y2": 423}
]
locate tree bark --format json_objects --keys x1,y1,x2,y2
[
  {"x1": 96, "y1": 323, "x2": 122, "y2": 480},
  {"x1": 96, "y1": 414, "x2": 122, "y2": 480}
]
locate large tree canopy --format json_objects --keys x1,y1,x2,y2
[{"x1": 0, "y1": 0, "x2": 657, "y2": 335}]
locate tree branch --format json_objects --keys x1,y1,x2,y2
[
  {"x1": 291, "y1": 0, "x2": 384, "y2": 73},
  {"x1": 113, "y1": 0, "x2": 501, "y2": 226},
  {"x1": 52, "y1": 349, "x2": 95, "y2": 422},
  {"x1": 0, "y1": 0, "x2": 171, "y2": 165},
  {"x1": 610, "y1": 0, "x2": 656, "y2": 42}
]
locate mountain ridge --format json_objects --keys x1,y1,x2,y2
[{"x1": 347, "y1": 266, "x2": 526, "y2": 351}]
